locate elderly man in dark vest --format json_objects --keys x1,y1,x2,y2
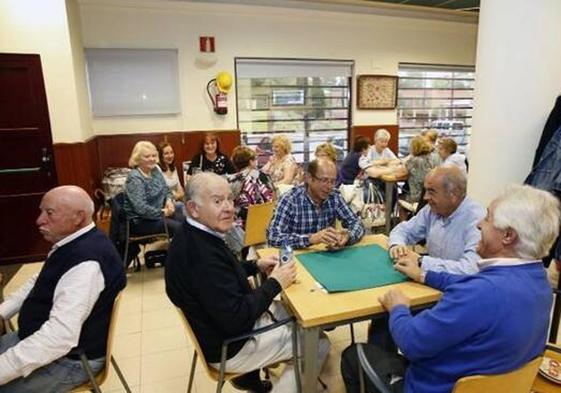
[{"x1": 0, "y1": 186, "x2": 126, "y2": 392}]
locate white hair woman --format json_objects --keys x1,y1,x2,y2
[
  {"x1": 358, "y1": 129, "x2": 400, "y2": 171},
  {"x1": 124, "y1": 140, "x2": 184, "y2": 241}
]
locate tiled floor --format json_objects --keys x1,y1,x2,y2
[
  {"x1": 8, "y1": 261, "x2": 560, "y2": 392},
  {"x1": 103, "y1": 267, "x2": 368, "y2": 393},
  {"x1": 4, "y1": 263, "x2": 364, "y2": 393}
]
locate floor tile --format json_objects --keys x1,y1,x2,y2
[
  {"x1": 103, "y1": 355, "x2": 141, "y2": 390},
  {"x1": 141, "y1": 307, "x2": 182, "y2": 332},
  {"x1": 114, "y1": 332, "x2": 142, "y2": 359},
  {"x1": 140, "y1": 348, "x2": 191, "y2": 384},
  {"x1": 141, "y1": 325, "x2": 190, "y2": 355}
]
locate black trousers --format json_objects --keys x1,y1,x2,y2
[{"x1": 341, "y1": 343, "x2": 407, "y2": 393}]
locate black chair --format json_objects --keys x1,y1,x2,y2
[
  {"x1": 356, "y1": 343, "x2": 393, "y2": 393},
  {"x1": 109, "y1": 193, "x2": 170, "y2": 270}
]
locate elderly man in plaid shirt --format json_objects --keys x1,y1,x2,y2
[{"x1": 267, "y1": 158, "x2": 365, "y2": 249}]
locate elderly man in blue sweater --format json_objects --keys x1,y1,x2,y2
[{"x1": 341, "y1": 184, "x2": 559, "y2": 393}]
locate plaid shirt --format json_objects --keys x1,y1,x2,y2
[{"x1": 267, "y1": 185, "x2": 364, "y2": 249}]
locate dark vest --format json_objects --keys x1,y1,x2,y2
[{"x1": 18, "y1": 227, "x2": 126, "y2": 359}]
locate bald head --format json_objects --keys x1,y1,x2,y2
[
  {"x1": 48, "y1": 186, "x2": 95, "y2": 218},
  {"x1": 307, "y1": 158, "x2": 336, "y2": 178},
  {"x1": 37, "y1": 186, "x2": 94, "y2": 243},
  {"x1": 428, "y1": 166, "x2": 467, "y2": 198}
]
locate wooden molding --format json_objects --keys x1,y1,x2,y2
[{"x1": 53, "y1": 130, "x2": 241, "y2": 201}]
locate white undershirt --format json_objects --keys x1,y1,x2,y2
[{"x1": 0, "y1": 223, "x2": 105, "y2": 385}]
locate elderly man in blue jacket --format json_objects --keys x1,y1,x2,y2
[{"x1": 342, "y1": 184, "x2": 558, "y2": 393}]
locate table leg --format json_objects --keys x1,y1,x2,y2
[
  {"x1": 384, "y1": 182, "x2": 394, "y2": 235},
  {"x1": 300, "y1": 326, "x2": 320, "y2": 393}
]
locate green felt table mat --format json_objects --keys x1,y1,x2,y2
[{"x1": 297, "y1": 244, "x2": 408, "y2": 293}]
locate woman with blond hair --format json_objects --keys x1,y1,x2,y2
[
  {"x1": 261, "y1": 135, "x2": 298, "y2": 185},
  {"x1": 124, "y1": 141, "x2": 183, "y2": 238},
  {"x1": 315, "y1": 143, "x2": 338, "y2": 163},
  {"x1": 392, "y1": 135, "x2": 441, "y2": 203}
]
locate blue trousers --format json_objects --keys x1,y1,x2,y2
[{"x1": 0, "y1": 332, "x2": 105, "y2": 393}]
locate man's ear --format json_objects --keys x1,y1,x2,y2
[
  {"x1": 73, "y1": 210, "x2": 87, "y2": 227},
  {"x1": 502, "y1": 228, "x2": 518, "y2": 247},
  {"x1": 185, "y1": 200, "x2": 199, "y2": 218}
]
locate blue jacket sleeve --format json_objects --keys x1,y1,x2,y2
[{"x1": 389, "y1": 277, "x2": 496, "y2": 361}]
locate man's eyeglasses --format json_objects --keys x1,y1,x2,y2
[{"x1": 313, "y1": 176, "x2": 337, "y2": 186}]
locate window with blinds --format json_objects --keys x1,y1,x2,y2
[
  {"x1": 235, "y1": 58, "x2": 353, "y2": 164},
  {"x1": 397, "y1": 63, "x2": 475, "y2": 157}
]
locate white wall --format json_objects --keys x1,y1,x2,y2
[
  {"x1": 79, "y1": 0, "x2": 478, "y2": 136},
  {"x1": 0, "y1": 0, "x2": 88, "y2": 143},
  {"x1": 468, "y1": 0, "x2": 561, "y2": 205}
]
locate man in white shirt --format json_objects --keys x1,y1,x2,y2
[{"x1": 0, "y1": 186, "x2": 126, "y2": 392}]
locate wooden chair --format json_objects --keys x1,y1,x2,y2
[
  {"x1": 71, "y1": 293, "x2": 131, "y2": 393},
  {"x1": 356, "y1": 343, "x2": 542, "y2": 393},
  {"x1": 175, "y1": 307, "x2": 301, "y2": 393},
  {"x1": 243, "y1": 201, "x2": 275, "y2": 248},
  {"x1": 452, "y1": 356, "x2": 542, "y2": 393},
  {"x1": 532, "y1": 343, "x2": 561, "y2": 393}
]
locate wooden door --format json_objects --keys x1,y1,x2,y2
[{"x1": 0, "y1": 53, "x2": 57, "y2": 265}]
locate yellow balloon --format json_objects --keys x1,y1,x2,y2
[{"x1": 216, "y1": 71, "x2": 232, "y2": 93}]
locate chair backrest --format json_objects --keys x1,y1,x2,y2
[
  {"x1": 244, "y1": 201, "x2": 275, "y2": 247},
  {"x1": 452, "y1": 356, "x2": 542, "y2": 393},
  {"x1": 71, "y1": 292, "x2": 123, "y2": 392},
  {"x1": 175, "y1": 307, "x2": 221, "y2": 380},
  {"x1": 95, "y1": 292, "x2": 123, "y2": 384}
]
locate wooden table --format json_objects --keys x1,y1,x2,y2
[
  {"x1": 380, "y1": 174, "x2": 407, "y2": 234},
  {"x1": 258, "y1": 234, "x2": 441, "y2": 393}
]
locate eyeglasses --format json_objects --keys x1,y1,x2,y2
[{"x1": 312, "y1": 176, "x2": 337, "y2": 186}]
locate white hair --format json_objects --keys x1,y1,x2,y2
[
  {"x1": 374, "y1": 129, "x2": 391, "y2": 142},
  {"x1": 185, "y1": 172, "x2": 226, "y2": 206},
  {"x1": 493, "y1": 185, "x2": 560, "y2": 259}
]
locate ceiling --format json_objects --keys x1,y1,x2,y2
[
  {"x1": 364, "y1": 0, "x2": 479, "y2": 12},
  {"x1": 187, "y1": 0, "x2": 480, "y2": 23}
]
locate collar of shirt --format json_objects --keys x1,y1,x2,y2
[
  {"x1": 186, "y1": 217, "x2": 225, "y2": 240},
  {"x1": 47, "y1": 222, "x2": 96, "y2": 258},
  {"x1": 477, "y1": 257, "x2": 541, "y2": 270}
]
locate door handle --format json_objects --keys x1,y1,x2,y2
[{"x1": 41, "y1": 148, "x2": 53, "y2": 177}]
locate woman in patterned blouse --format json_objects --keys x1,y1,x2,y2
[
  {"x1": 186, "y1": 133, "x2": 236, "y2": 178},
  {"x1": 229, "y1": 146, "x2": 275, "y2": 229},
  {"x1": 261, "y1": 135, "x2": 299, "y2": 185},
  {"x1": 123, "y1": 141, "x2": 183, "y2": 238}
]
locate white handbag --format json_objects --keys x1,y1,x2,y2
[{"x1": 361, "y1": 182, "x2": 385, "y2": 228}]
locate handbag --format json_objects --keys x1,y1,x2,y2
[
  {"x1": 361, "y1": 182, "x2": 385, "y2": 228},
  {"x1": 144, "y1": 249, "x2": 167, "y2": 269},
  {"x1": 339, "y1": 181, "x2": 365, "y2": 214}
]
